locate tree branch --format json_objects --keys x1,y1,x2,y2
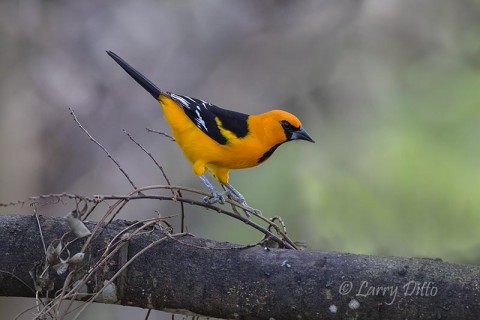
[{"x1": 1, "y1": 214, "x2": 479, "y2": 319}]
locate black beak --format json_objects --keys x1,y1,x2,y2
[{"x1": 291, "y1": 126, "x2": 315, "y2": 143}]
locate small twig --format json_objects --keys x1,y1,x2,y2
[
  {"x1": 104, "y1": 217, "x2": 173, "y2": 256},
  {"x1": 32, "y1": 203, "x2": 47, "y2": 255},
  {"x1": 1, "y1": 184, "x2": 296, "y2": 249},
  {"x1": 0, "y1": 193, "x2": 97, "y2": 208},
  {"x1": 82, "y1": 200, "x2": 101, "y2": 220},
  {"x1": 146, "y1": 127, "x2": 175, "y2": 141},
  {"x1": 69, "y1": 107, "x2": 138, "y2": 191},
  {"x1": 168, "y1": 234, "x2": 257, "y2": 251},
  {"x1": 91, "y1": 183, "x2": 297, "y2": 249},
  {"x1": 180, "y1": 200, "x2": 185, "y2": 233},
  {"x1": 107, "y1": 197, "x2": 130, "y2": 224},
  {"x1": 122, "y1": 129, "x2": 174, "y2": 191},
  {"x1": 67, "y1": 221, "x2": 165, "y2": 317},
  {"x1": 72, "y1": 235, "x2": 174, "y2": 320},
  {"x1": 269, "y1": 216, "x2": 287, "y2": 234},
  {"x1": 144, "y1": 309, "x2": 152, "y2": 320},
  {"x1": 14, "y1": 304, "x2": 48, "y2": 320},
  {"x1": 98, "y1": 194, "x2": 294, "y2": 249},
  {"x1": 0, "y1": 270, "x2": 36, "y2": 294},
  {"x1": 124, "y1": 129, "x2": 186, "y2": 232},
  {"x1": 40, "y1": 217, "x2": 168, "y2": 318}
]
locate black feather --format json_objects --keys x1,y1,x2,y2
[
  {"x1": 107, "y1": 51, "x2": 161, "y2": 99},
  {"x1": 258, "y1": 143, "x2": 282, "y2": 163},
  {"x1": 169, "y1": 94, "x2": 249, "y2": 145}
]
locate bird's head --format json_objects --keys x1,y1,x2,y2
[{"x1": 264, "y1": 110, "x2": 315, "y2": 144}]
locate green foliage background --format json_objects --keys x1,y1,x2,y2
[{"x1": 222, "y1": 47, "x2": 480, "y2": 264}]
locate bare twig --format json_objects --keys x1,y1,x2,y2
[
  {"x1": 96, "y1": 185, "x2": 295, "y2": 250},
  {"x1": 15, "y1": 304, "x2": 48, "y2": 320},
  {"x1": 123, "y1": 129, "x2": 186, "y2": 232},
  {"x1": 1, "y1": 184, "x2": 296, "y2": 250},
  {"x1": 0, "y1": 193, "x2": 98, "y2": 208},
  {"x1": 32, "y1": 203, "x2": 47, "y2": 255},
  {"x1": 0, "y1": 270, "x2": 36, "y2": 294},
  {"x1": 62, "y1": 220, "x2": 168, "y2": 318},
  {"x1": 82, "y1": 200, "x2": 101, "y2": 220},
  {"x1": 146, "y1": 127, "x2": 175, "y2": 141},
  {"x1": 69, "y1": 107, "x2": 138, "y2": 190},
  {"x1": 37, "y1": 214, "x2": 170, "y2": 318},
  {"x1": 144, "y1": 309, "x2": 152, "y2": 320},
  {"x1": 122, "y1": 129, "x2": 173, "y2": 188},
  {"x1": 72, "y1": 234, "x2": 175, "y2": 319}
]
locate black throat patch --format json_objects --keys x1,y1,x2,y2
[{"x1": 258, "y1": 142, "x2": 283, "y2": 164}]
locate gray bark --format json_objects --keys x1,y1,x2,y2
[{"x1": 0, "y1": 214, "x2": 479, "y2": 319}]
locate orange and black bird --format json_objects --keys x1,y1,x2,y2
[{"x1": 107, "y1": 51, "x2": 314, "y2": 210}]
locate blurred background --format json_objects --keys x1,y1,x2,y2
[{"x1": 1, "y1": 0, "x2": 480, "y2": 318}]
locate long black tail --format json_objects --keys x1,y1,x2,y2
[{"x1": 106, "y1": 51, "x2": 161, "y2": 100}]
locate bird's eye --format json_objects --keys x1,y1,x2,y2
[{"x1": 280, "y1": 120, "x2": 293, "y2": 130}]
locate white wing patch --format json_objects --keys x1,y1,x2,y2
[
  {"x1": 170, "y1": 93, "x2": 191, "y2": 109},
  {"x1": 169, "y1": 93, "x2": 212, "y2": 133},
  {"x1": 184, "y1": 96, "x2": 196, "y2": 103},
  {"x1": 195, "y1": 107, "x2": 208, "y2": 132}
]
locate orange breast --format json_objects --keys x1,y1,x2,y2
[{"x1": 158, "y1": 96, "x2": 287, "y2": 183}]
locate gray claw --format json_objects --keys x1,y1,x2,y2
[{"x1": 203, "y1": 192, "x2": 225, "y2": 205}]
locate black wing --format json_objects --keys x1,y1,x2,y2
[{"x1": 168, "y1": 93, "x2": 249, "y2": 145}]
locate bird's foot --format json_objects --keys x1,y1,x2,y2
[
  {"x1": 199, "y1": 175, "x2": 261, "y2": 215},
  {"x1": 203, "y1": 190, "x2": 226, "y2": 205},
  {"x1": 223, "y1": 184, "x2": 262, "y2": 216},
  {"x1": 200, "y1": 175, "x2": 226, "y2": 205}
]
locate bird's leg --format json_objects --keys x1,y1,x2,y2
[
  {"x1": 199, "y1": 175, "x2": 225, "y2": 204},
  {"x1": 223, "y1": 183, "x2": 261, "y2": 215},
  {"x1": 223, "y1": 183, "x2": 246, "y2": 205}
]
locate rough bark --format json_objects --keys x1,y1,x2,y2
[{"x1": 0, "y1": 214, "x2": 479, "y2": 319}]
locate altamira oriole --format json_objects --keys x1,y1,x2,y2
[{"x1": 107, "y1": 51, "x2": 314, "y2": 210}]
